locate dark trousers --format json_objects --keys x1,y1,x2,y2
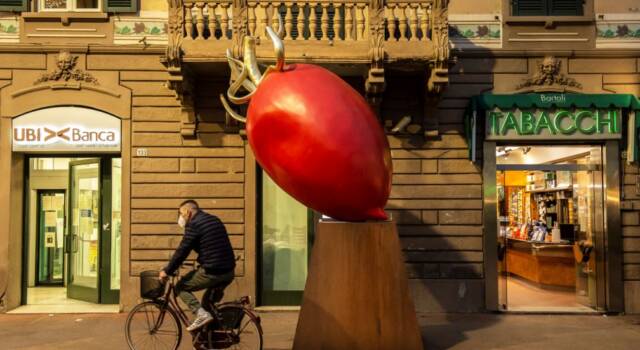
[{"x1": 175, "y1": 268, "x2": 234, "y2": 314}]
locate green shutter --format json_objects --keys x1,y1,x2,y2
[
  {"x1": 0, "y1": 0, "x2": 27, "y2": 11},
  {"x1": 549, "y1": 0, "x2": 583, "y2": 16},
  {"x1": 106, "y1": 0, "x2": 137, "y2": 13},
  {"x1": 512, "y1": 0, "x2": 546, "y2": 16}
]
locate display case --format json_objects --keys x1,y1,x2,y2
[{"x1": 506, "y1": 238, "x2": 576, "y2": 288}]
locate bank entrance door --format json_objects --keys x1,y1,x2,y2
[
  {"x1": 24, "y1": 157, "x2": 120, "y2": 306},
  {"x1": 36, "y1": 190, "x2": 65, "y2": 285},
  {"x1": 495, "y1": 145, "x2": 604, "y2": 312},
  {"x1": 67, "y1": 160, "x2": 101, "y2": 302}
]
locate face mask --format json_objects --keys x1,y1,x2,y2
[{"x1": 178, "y1": 215, "x2": 186, "y2": 228}]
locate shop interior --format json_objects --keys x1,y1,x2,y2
[
  {"x1": 496, "y1": 145, "x2": 602, "y2": 312},
  {"x1": 19, "y1": 157, "x2": 121, "y2": 313}
]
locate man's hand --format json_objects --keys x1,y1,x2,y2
[{"x1": 159, "y1": 270, "x2": 168, "y2": 281}]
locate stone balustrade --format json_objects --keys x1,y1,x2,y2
[{"x1": 180, "y1": 0, "x2": 435, "y2": 43}]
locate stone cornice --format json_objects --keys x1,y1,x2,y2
[
  {"x1": 0, "y1": 44, "x2": 166, "y2": 54},
  {"x1": 453, "y1": 48, "x2": 640, "y2": 58}
]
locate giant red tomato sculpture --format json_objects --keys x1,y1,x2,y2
[{"x1": 221, "y1": 26, "x2": 392, "y2": 222}]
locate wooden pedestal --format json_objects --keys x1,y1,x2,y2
[{"x1": 293, "y1": 219, "x2": 423, "y2": 350}]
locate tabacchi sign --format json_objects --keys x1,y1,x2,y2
[
  {"x1": 12, "y1": 106, "x2": 121, "y2": 152},
  {"x1": 485, "y1": 108, "x2": 622, "y2": 141}
]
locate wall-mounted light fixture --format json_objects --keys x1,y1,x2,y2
[{"x1": 391, "y1": 116, "x2": 412, "y2": 134}]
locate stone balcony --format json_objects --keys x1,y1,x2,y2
[
  {"x1": 175, "y1": 0, "x2": 444, "y2": 64},
  {"x1": 164, "y1": 0, "x2": 450, "y2": 137}
]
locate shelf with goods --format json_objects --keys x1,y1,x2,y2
[
  {"x1": 499, "y1": 169, "x2": 580, "y2": 243},
  {"x1": 525, "y1": 170, "x2": 577, "y2": 230}
]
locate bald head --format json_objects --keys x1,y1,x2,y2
[
  {"x1": 180, "y1": 199, "x2": 199, "y2": 212},
  {"x1": 178, "y1": 200, "x2": 200, "y2": 228}
]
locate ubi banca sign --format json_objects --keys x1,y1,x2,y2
[
  {"x1": 486, "y1": 108, "x2": 621, "y2": 140},
  {"x1": 12, "y1": 106, "x2": 121, "y2": 152}
]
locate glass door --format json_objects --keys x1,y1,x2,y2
[
  {"x1": 101, "y1": 158, "x2": 122, "y2": 304},
  {"x1": 67, "y1": 159, "x2": 101, "y2": 303},
  {"x1": 573, "y1": 147, "x2": 604, "y2": 309},
  {"x1": 496, "y1": 171, "x2": 508, "y2": 310},
  {"x1": 36, "y1": 190, "x2": 65, "y2": 285},
  {"x1": 100, "y1": 158, "x2": 121, "y2": 304},
  {"x1": 259, "y1": 171, "x2": 315, "y2": 305}
]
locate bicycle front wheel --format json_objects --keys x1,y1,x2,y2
[{"x1": 125, "y1": 301, "x2": 182, "y2": 350}]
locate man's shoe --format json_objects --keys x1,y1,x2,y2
[{"x1": 187, "y1": 308, "x2": 214, "y2": 332}]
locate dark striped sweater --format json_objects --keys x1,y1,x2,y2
[{"x1": 163, "y1": 210, "x2": 236, "y2": 275}]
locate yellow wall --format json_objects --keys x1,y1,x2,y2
[
  {"x1": 448, "y1": 0, "x2": 640, "y2": 15},
  {"x1": 141, "y1": 0, "x2": 167, "y2": 12},
  {"x1": 595, "y1": 0, "x2": 640, "y2": 13},
  {"x1": 449, "y1": 0, "x2": 501, "y2": 14}
]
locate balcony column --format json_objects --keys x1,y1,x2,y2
[
  {"x1": 424, "y1": 0, "x2": 451, "y2": 138},
  {"x1": 165, "y1": 0, "x2": 198, "y2": 138},
  {"x1": 365, "y1": 0, "x2": 386, "y2": 119},
  {"x1": 231, "y1": 0, "x2": 249, "y2": 58}
]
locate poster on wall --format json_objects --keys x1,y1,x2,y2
[
  {"x1": 89, "y1": 241, "x2": 98, "y2": 273},
  {"x1": 44, "y1": 211, "x2": 57, "y2": 227},
  {"x1": 79, "y1": 217, "x2": 92, "y2": 238},
  {"x1": 45, "y1": 232, "x2": 56, "y2": 248},
  {"x1": 56, "y1": 218, "x2": 64, "y2": 247},
  {"x1": 12, "y1": 106, "x2": 121, "y2": 153},
  {"x1": 42, "y1": 196, "x2": 53, "y2": 211},
  {"x1": 52, "y1": 195, "x2": 64, "y2": 210}
]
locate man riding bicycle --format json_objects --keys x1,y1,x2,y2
[{"x1": 159, "y1": 200, "x2": 236, "y2": 332}]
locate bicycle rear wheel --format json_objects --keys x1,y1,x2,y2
[
  {"x1": 221, "y1": 305, "x2": 263, "y2": 350},
  {"x1": 125, "y1": 301, "x2": 182, "y2": 350}
]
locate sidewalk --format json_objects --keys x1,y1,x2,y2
[{"x1": 0, "y1": 311, "x2": 639, "y2": 349}]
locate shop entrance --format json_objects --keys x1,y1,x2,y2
[
  {"x1": 24, "y1": 156, "x2": 121, "y2": 306},
  {"x1": 495, "y1": 145, "x2": 604, "y2": 312}
]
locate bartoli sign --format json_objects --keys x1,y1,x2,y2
[
  {"x1": 486, "y1": 108, "x2": 621, "y2": 140},
  {"x1": 12, "y1": 106, "x2": 121, "y2": 152}
]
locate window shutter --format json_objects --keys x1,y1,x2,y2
[
  {"x1": 512, "y1": 0, "x2": 546, "y2": 16},
  {"x1": 549, "y1": 0, "x2": 583, "y2": 16},
  {"x1": 0, "y1": 0, "x2": 27, "y2": 11},
  {"x1": 106, "y1": 0, "x2": 138, "y2": 13}
]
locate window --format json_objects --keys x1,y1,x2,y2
[
  {"x1": 0, "y1": 0, "x2": 137, "y2": 13},
  {"x1": 512, "y1": 0, "x2": 584, "y2": 16},
  {"x1": 41, "y1": 0, "x2": 100, "y2": 11}
]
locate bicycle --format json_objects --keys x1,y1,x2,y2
[{"x1": 125, "y1": 264, "x2": 263, "y2": 350}]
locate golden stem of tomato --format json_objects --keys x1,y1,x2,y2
[{"x1": 220, "y1": 13, "x2": 286, "y2": 123}]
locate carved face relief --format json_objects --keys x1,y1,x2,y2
[
  {"x1": 57, "y1": 51, "x2": 76, "y2": 72},
  {"x1": 516, "y1": 56, "x2": 581, "y2": 92},
  {"x1": 541, "y1": 56, "x2": 559, "y2": 80},
  {"x1": 34, "y1": 50, "x2": 98, "y2": 85}
]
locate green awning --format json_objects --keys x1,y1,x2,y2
[
  {"x1": 465, "y1": 93, "x2": 640, "y2": 164},
  {"x1": 471, "y1": 93, "x2": 640, "y2": 110}
]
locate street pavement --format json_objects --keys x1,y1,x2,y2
[{"x1": 0, "y1": 311, "x2": 639, "y2": 349}]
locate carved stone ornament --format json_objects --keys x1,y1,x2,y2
[
  {"x1": 35, "y1": 51, "x2": 98, "y2": 85},
  {"x1": 166, "y1": 0, "x2": 184, "y2": 70},
  {"x1": 165, "y1": 0, "x2": 197, "y2": 138},
  {"x1": 231, "y1": 0, "x2": 249, "y2": 59},
  {"x1": 427, "y1": 0, "x2": 450, "y2": 95},
  {"x1": 424, "y1": 0, "x2": 451, "y2": 138},
  {"x1": 516, "y1": 56, "x2": 583, "y2": 92},
  {"x1": 365, "y1": 0, "x2": 386, "y2": 116}
]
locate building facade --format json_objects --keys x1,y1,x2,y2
[{"x1": 0, "y1": 0, "x2": 639, "y2": 315}]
